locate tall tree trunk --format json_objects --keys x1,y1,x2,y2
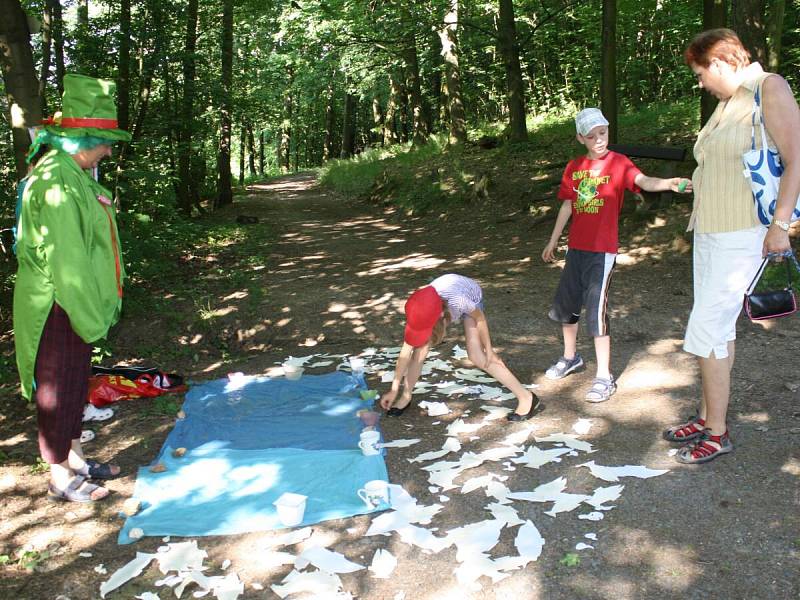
[
  {"x1": 118, "y1": 0, "x2": 131, "y2": 132},
  {"x1": 340, "y1": 90, "x2": 356, "y2": 158},
  {"x1": 323, "y1": 82, "x2": 335, "y2": 161},
  {"x1": 601, "y1": 0, "x2": 618, "y2": 143},
  {"x1": 38, "y1": 0, "x2": 53, "y2": 115},
  {"x1": 731, "y1": 0, "x2": 767, "y2": 64},
  {"x1": 766, "y1": 0, "x2": 785, "y2": 72},
  {"x1": 176, "y1": 0, "x2": 199, "y2": 215},
  {"x1": 259, "y1": 129, "x2": 264, "y2": 175},
  {"x1": 280, "y1": 72, "x2": 293, "y2": 173},
  {"x1": 497, "y1": 0, "x2": 527, "y2": 142},
  {"x1": 74, "y1": 0, "x2": 90, "y2": 72},
  {"x1": 371, "y1": 97, "x2": 384, "y2": 146},
  {"x1": 239, "y1": 119, "x2": 246, "y2": 185},
  {"x1": 52, "y1": 0, "x2": 64, "y2": 95},
  {"x1": 438, "y1": 0, "x2": 467, "y2": 144},
  {"x1": 0, "y1": 0, "x2": 42, "y2": 180},
  {"x1": 130, "y1": 0, "x2": 164, "y2": 142},
  {"x1": 384, "y1": 73, "x2": 401, "y2": 145},
  {"x1": 247, "y1": 123, "x2": 256, "y2": 176},
  {"x1": 216, "y1": 0, "x2": 233, "y2": 207},
  {"x1": 402, "y1": 35, "x2": 429, "y2": 145},
  {"x1": 701, "y1": 0, "x2": 727, "y2": 126}
]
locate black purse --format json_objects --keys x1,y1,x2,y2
[{"x1": 743, "y1": 252, "x2": 799, "y2": 321}]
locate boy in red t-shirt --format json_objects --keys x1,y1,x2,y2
[{"x1": 541, "y1": 108, "x2": 691, "y2": 402}]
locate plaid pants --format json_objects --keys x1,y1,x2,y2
[{"x1": 35, "y1": 304, "x2": 92, "y2": 464}]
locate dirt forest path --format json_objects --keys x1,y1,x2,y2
[{"x1": 2, "y1": 173, "x2": 799, "y2": 599}]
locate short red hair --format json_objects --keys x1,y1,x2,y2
[{"x1": 684, "y1": 28, "x2": 751, "y2": 69}]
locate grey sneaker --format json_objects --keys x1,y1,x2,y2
[{"x1": 545, "y1": 354, "x2": 585, "y2": 380}]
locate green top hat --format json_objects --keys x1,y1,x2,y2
[{"x1": 43, "y1": 74, "x2": 131, "y2": 142}]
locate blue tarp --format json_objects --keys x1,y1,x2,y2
[{"x1": 119, "y1": 371, "x2": 388, "y2": 544}]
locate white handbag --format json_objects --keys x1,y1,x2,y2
[{"x1": 741, "y1": 82, "x2": 800, "y2": 226}]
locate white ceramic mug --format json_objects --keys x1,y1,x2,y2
[
  {"x1": 358, "y1": 430, "x2": 380, "y2": 456},
  {"x1": 357, "y1": 479, "x2": 390, "y2": 509}
]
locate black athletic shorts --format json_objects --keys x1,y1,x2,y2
[{"x1": 548, "y1": 248, "x2": 617, "y2": 337}]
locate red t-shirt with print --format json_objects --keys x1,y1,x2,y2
[{"x1": 558, "y1": 151, "x2": 642, "y2": 253}]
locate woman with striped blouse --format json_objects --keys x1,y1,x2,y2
[{"x1": 663, "y1": 29, "x2": 800, "y2": 464}]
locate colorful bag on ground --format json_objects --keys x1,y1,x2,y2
[
  {"x1": 88, "y1": 366, "x2": 187, "y2": 407},
  {"x1": 742, "y1": 83, "x2": 800, "y2": 226},
  {"x1": 743, "y1": 252, "x2": 799, "y2": 321}
]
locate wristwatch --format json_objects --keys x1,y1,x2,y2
[{"x1": 772, "y1": 219, "x2": 790, "y2": 231}]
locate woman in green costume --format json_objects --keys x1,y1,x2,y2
[{"x1": 14, "y1": 74, "x2": 130, "y2": 502}]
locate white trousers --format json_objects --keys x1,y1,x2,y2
[{"x1": 683, "y1": 226, "x2": 766, "y2": 359}]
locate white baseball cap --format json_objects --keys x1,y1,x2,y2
[{"x1": 575, "y1": 108, "x2": 609, "y2": 136}]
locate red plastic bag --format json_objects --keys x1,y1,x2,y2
[{"x1": 88, "y1": 373, "x2": 186, "y2": 407}]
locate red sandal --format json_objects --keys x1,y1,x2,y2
[
  {"x1": 676, "y1": 431, "x2": 733, "y2": 464},
  {"x1": 662, "y1": 415, "x2": 705, "y2": 442}
]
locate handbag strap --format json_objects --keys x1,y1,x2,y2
[
  {"x1": 747, "y1": 251, "x2": 799, "y2": 294},
  {"x1": 750, "y1": 78, "x2": 772, "y2": 153}
]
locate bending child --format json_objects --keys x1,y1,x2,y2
[
  {"x1": 380, "y1": 274, "x2": 539, "y2": 421},
  {"x1": 542, "y1": 108, "x2": 691, "y2": 402}
]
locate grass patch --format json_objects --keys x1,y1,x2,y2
[
  {"x1": 319, "y1": 100, "x2": 701, "y2": 215},
  {"x1": 141, "y1": 396, "x2": 182, "y2": 418}
]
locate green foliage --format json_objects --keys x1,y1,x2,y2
[
  {"x1": 754, "y1": 258, "x2": 800, "y2": 295},
  {"x1": 28, "y1": 457, "x2": 49, "y2": 475},
  {"x1": 321, "y1": 99, "x2": 700, "y2": 213},
  {"x1": 560, "y1": 552, "x2": 581, "y2": 567},
  {"x1": 142, "y1": 396, "x2": 182, "y2": 417},
  {"x1": 16, "y1": 549, "x2": 50, "y2": 573}
]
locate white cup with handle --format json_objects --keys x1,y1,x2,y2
[
  {"x1": 358, "y1": 430, "x2": 381, "y2": 456},
  {"x1": 357, "y1": 479, "x2": 390, "y2": 509}
]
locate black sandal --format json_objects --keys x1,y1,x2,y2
[
  {"x1": 48, "y1": 475, "x2": 109, "y2": 503},
  {"x1": 507, "y1": 394, "x2": 543, "y2": 422},
  {"x1": 386, "y1": 400, "x2": 412, "y2": 417}
]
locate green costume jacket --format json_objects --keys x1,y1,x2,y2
[{"x1": 13, "y1": 149, "x2": 125, "y2": 399}]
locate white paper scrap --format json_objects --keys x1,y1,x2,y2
[
  {"x1": 262, "y1": 527, "x2": 313, "y2": 549},
  {"x1": 577, "y1": 461, "x2": 669, "y2": 482},
  {"x1": 135, "y1": 593, "x2": 160, "y2": 600},
  {"x1": 480, "y1": 405, "x2": 512, "y2": 421},
  {"x1": 418, "y1": 401, "x2": 451, "y2": 417},
  {"x1": 487, "y1": 502, "x2": 524, "y2": 526},
  {"x1": 369, "y1": 549, "x2": 397, "y2": 579},
  {"x1": 452, "y1": 345, "x2": 468, "y2": 359},
  {"x1": 154, "y1": 541, "x2": 207, "y2": 574},
  {"x1": 512, "y1": 446, "x2": 572, "y2": 468},
  {"x1": 221, "y1": 559, "x2": 231, "y2": 570},
  {"x1": 439, "y1": 495, "x2": 450, "y2": 502},
  {"x1": 535, "y1": 433, "x2": 595, "y2": 453},
  {"x1": 258, "y1": 551, "x2": 296, "y2": 569},
  {"x1": 576, "y1": 543, "x2": 594, "y2": 550},
  {"x1": 100, "y1": 552, "x2": 156, "y2": 598},
  {"x1": 544, "y1": 493, "x2": 591, "y2": 517},
  {"x1": 500, "y1": 425, "x2": 537, "y2": 446},
  {"x1": 446, "y1": 418, "x2": 486, "y2": 437},
  {"x1": 578, "y1": 512, "x2": 605, "y2": 521},
  {"x1": 295, "y1": 546, "x2": 364, "y2": 574},
  {"x1": 507, "y1": 477, "x2": 567, "y2": 502},
  {"x1": 584, "y1": 484, "x2": 624, "y2": 509},
  {"x1": 514, "y1": 520, "x2": 545, "y2": 564},
  {"x1": 378, "y1": 438, "x2": 420, "y2": 449},
  {"x1": 445, "y1": 519, "x2": 504, "y2": 562},
  {"x1": 572, "y1": 418, "x2": 593, "y2": 435},
  {"x1": 270, "y1": 569, "x2": 344, "y2": 599},
  {"x1": 585, "y1": 533, "x2": 598, "y2": 540},
  {"x1": 408, "y1": 437, "x2": 461, "y2": 464},
  {"x1": 380, "y1": 371, "x2": 395, "y2": 383}
]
